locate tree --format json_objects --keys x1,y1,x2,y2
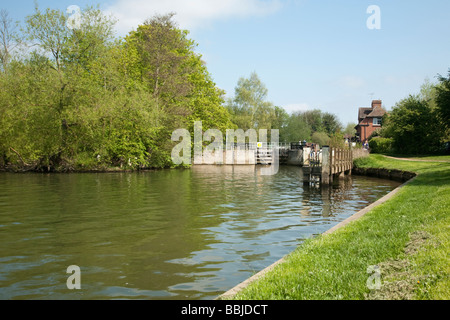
[
  {"x1": 63, "y1": 5, "x2": 117, "y2": 76},
  {"x1": 186, "y1": 52, "x2": 235, "y2": 136},
  {"x1": 344, "y1": 122, "x2": 357, "y2": 137},
  {"x1": 0, "y1": 53, "x2": 63, "y2": 169},
  {"x1": 435, "y1": 70, "x2": 450, "y2": 131},
  {"x1": 322, "y1": 112, "x2": 342, "y2": 135},
  {"x1": 24, "y1": 5, "x2": 69, "y2": 72},
  {"x1": 419, "y1": 78, "x2": 439, "y2": 110},
  {"x1": 301, "y1": 109, "x2": 323, "y2": 133},
  {"x1": 383, "y1": 95, "x2": 443, "y2": 154},
  {"x1": 128, "y1": 13, "x2": 195, "y2": 106},
  {"x1": 311, "y1": 131, "x2": 330, "y2": 147},
  {"x1": 227, "y1": 72, "x2": 275, "y2": 132},
  {"x1": 277, "y1": 109, "x2": 342, "y2": 143},
  {"x1": 282, "y1": 111, "x2": 311, "y2": 143},
  {"x1": 0, "y1": 9, "x2": 20, "y2": 72},
  {"x1": 272, "y1": 106, "x2": 289, "y2": 142},
  {"x1": 126, "y1": 13, "x2": 233, "y2": 162}
]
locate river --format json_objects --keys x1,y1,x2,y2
[{"x1": 0, "y1": 165, "x2": 400, "y2": 299}]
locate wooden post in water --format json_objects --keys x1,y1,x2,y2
[
  {"x1": 339, "y1": 148, "x2": 345, "y2": 179},
  {"x1": 321, "y1": 146, "x2": 330, "y2": 184},
  {"x1": 345, "y1": 148, "x2": 352, "y2": 175}
]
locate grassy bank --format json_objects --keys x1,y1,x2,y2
[{"x1": 229, "y1": 154, "x2": 449, "y2": 300}]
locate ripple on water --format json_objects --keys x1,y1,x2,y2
[{"x1": 0, "y1": 169, "x2": 401, "y2": 299}]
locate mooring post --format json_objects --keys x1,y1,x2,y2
[
  {"x1": 321, "y1": 146, "x2": 330, "y2": 184},
  {"x1": 348, "y1": 148, "x2": 353, "y2": 175}
]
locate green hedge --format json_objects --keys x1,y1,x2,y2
[{"x1": 369, "y1": 137, "x2": 394, "y2": 154}]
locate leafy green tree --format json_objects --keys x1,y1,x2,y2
[
  {"x1": 419, "y1": 78, "x2": 439, "y2": 110},
  {"x1": 227, "y1": 72, "x2": 276, "y2": 132},
  {"x1": 184, "y1": 47, "x2": 234, "y2": 136},
  {"x1": 272, "y1": 106, "x2": 289, "y2": 142},
  {"x1": 0, "y1": 9, "x2": 20, "y2": 73},
  {"x1": 24, "y1": 5, "x2": 69, "y2": 72},
  {"x1": 329, "y1": 132, "x2": 346, "y2": 148},
  {"x1": 128, "y1": 13, "x2": 194, "y2": 105},
  {"x1": 344, "y1": 122, "x2": 357, "y2": 137},
  {"x1": 63, "y1": 6, "x2": 117, "y2": 78},
  {"x1": 311, "y1": 131, "x2": 330, "y2": 147},
  {"x1": 435, "y1": 70, "x2": 450, "y2": 131},
  {"x1": 301, "y1": 109, "x2": 323, "y2": 133},
  {"x1": 322, "y1": 112, "x2": 342, "y2": 135},
  {"x1": 383, "y1": 95, "x2": 443, "y2": 154},
  {"x1": 126, "y1": 13, "x2": 233, "y2": 159},
  {"x1": 282, "y1": 111, "x2": 311, "y2": 143},
  {"x1": 0, "y1": 53, "x2": 62, "y2": 169}
]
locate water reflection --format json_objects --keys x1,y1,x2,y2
[{"x1": 0, "y1": 167, "x2": 400, "y2": 300}]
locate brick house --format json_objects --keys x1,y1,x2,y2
[{"x1": 355, "y1": 100, "x2": 387, "y2": 142}]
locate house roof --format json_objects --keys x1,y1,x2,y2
[
  {"x1": 367, "y1": 106, "x2": 386, "y2": 118},
  {"x1": 358, "y1": 107, "x2": 373, "y2": 121},
  {"x1": 358, "y1": 105, "x2": 386, "y2": 121}
]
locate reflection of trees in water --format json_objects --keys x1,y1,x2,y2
[{"x1": 1, "y1": 167, "x2": 400, "y2": 300}]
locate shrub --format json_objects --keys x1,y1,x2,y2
[{"x1": 369, "y1": 137, "x2": 394, "y2": 154}]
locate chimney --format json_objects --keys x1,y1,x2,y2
[{"x1": 372, "y1": 100, "x2": 382, "y2": 109}]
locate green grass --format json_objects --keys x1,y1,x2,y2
[{"x1": 229, "y1": 154, "x2": 449, "y2": 300}]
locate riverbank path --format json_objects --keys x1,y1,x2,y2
[{"x1": 383, "y1": 155, "x2": 450, "y2": 163}]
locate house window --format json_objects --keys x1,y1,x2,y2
[{"x1": 373, "y1": 118, "x2": 382, "y2": 125}]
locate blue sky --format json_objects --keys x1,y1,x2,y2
[{"x1": 3, "y1": 0, "x2": 450, "y2": 126}]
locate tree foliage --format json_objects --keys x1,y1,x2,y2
[
  {"x1": 374, "y1": 75, "x2": 449, "y2": 155},
  {"x1": 381, "y1": 95, "x2": 444, "y2": 154},
  {"x1": 0, "y1": 7, "x2": 232, "y2": 171},
  {"x1": 0, "y1": 5, "x2": 353, "y2": 172},
  {"x1": 435, "y1": 70, "x2": 450, "y2": 131},
  {"x1": 226, "y1": 72, "x2": 276, "y2": 132},
  {"x1": 226, "y1": 72, "x2": 343, "y2": 144}
]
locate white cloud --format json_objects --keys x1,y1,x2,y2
[{"x1": 105, "y1": 0, "x2": 282, "y2": 35}]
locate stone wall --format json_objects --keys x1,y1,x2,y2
[{"x1": 352, "y1": 167, "x2": 416, "y2": 182}]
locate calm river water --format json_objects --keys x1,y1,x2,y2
[{"x1": 0, "y1": 165, "x2": 400, "y2": 300}]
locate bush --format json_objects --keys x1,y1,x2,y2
[
  {"x1": 382, "y1": 95, "x2": 444, "y2": 154},
  {"x1": 311, "y1": 131, "x2": 330, "y2": 147},
  {"x1": 369, "y1": 137, "x2": 394, "y2": 154}
]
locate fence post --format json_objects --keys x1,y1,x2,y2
[{"x1": 321, "y1": 146, "x2": 330, "y2": 184}]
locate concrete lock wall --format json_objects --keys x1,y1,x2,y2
[
  {"x1": 224, "y1": 149, "x2": 256, "y2": 165},
  {"x1": 200, "y1": 149, "x2": 257, "y2": 165}
]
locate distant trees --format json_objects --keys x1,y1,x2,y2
[
  {"x1": 281, "y1": 111, "x2": 311, "y2": 143},
  {"x1": 344, "y1": 123, "x2": 357, "y2": 137},
  {"x1": 226, "y1": 72, "x2": 343, "y2": 145}
]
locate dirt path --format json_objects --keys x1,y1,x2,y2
[{"x1": 383, "y1": 155, "x2": 450, "y2": 163}]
